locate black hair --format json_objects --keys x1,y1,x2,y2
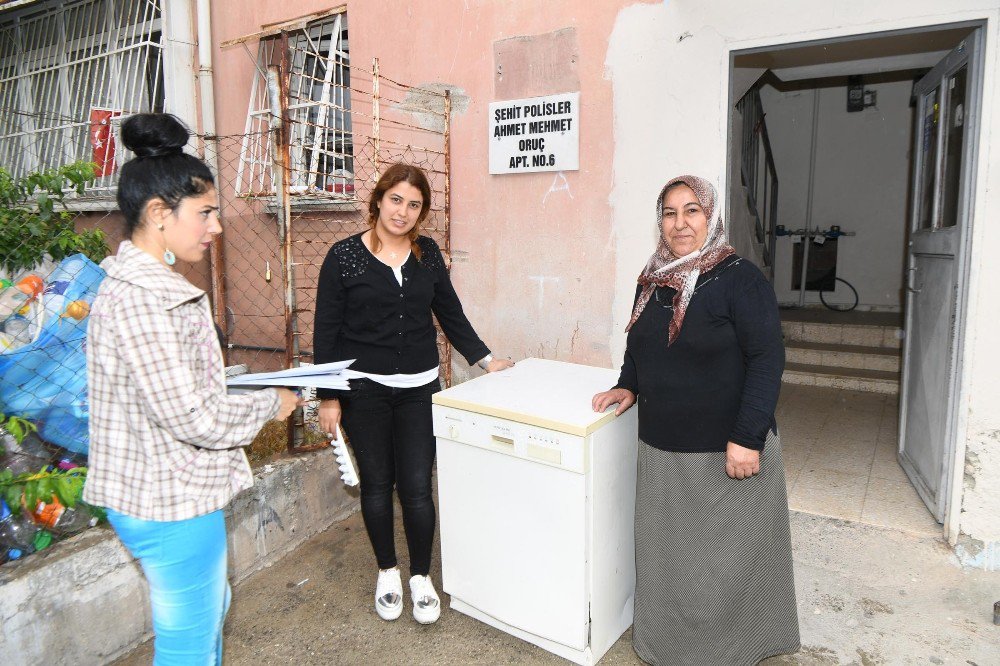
[{"x1": 116, "y1": 113, "x2": 214, "y2": 236}]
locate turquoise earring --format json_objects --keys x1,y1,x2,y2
[{"x1": 156, "y1": 224, "x2": 176, "y2": 266}]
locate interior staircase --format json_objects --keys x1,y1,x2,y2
[
  {"x1": 733, "y1": 83, "x2": 903, "y2": 394},
  {"x1": 780, "y1": 309, "x2": 903, "y2": 394}
]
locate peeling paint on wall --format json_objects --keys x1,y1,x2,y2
[
  {"x1": 391, "y1": 82, "x2": 470, "y2": 133},
  {"x1": 494, "y1": 27, "x2": 580, "y2": 100},
  {"x1": 955, "y1": 534, "x2": 1000, "y2": 570},
  {"x1": 958, "y1": 428, "x2": 1000, "y2": 569}
]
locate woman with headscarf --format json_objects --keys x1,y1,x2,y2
[{"x1": 592, "y1": 175, "x2": 799, "y2": 665}]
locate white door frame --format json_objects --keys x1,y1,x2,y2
[{"x1": 724, "y1": 19, "x2": 987, "y2": 542}]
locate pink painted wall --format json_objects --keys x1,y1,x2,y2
[{"x1": 208, "y1": 0, "x2": 656, "y2": 376}]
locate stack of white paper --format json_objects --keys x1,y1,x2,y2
[
  {"x1": 226, "y1": 360, "x2": 355, "y2": 390},
  {"x1": 331, "y1": 423, "x2": 359, "y2": 486}
]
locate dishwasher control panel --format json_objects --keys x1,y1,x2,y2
[{"x1": 433, "y1": 406, "x2": 586, "y2": 474}]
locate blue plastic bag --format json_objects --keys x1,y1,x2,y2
[{"x1": 0, "y1": 254, "x2": 105, "y2": 456}]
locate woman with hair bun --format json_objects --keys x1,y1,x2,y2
[
  {"x1": 84, "y1": 113, "x2": 300, "y2": 664},
  {"x1": 314, "y1": 163, "x2": 513, "y2": 625}
]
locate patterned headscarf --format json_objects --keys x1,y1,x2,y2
[{"x1": 625, "y1": 175, "x2": 735, "y2": 344}]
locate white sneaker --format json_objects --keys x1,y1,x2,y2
[
  {"x1": 409, "y1": 574, "x2": 441, "y2": 624},
  {"x1": 375, "y1": 568, "x2": 403, "y2": 621}
]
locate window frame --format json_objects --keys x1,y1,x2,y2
[
  {"x1": 236, "y1": 12, "x2": 357, "y2": 210},
  {"x1": 0, "y1": 0, "x2": 166, "y2": 207}
]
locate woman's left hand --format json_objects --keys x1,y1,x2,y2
[
  {"x1": 485, "y1": 357, "x2": 515, "y2": 373},
  {"x1": 726, "y1": 441, "x2": 760, "y2": 479}
]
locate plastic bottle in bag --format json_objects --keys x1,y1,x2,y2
[
  {"x1": 2, "y1": 431, "x2": 54, "y2": 462},
  {"x1": 0, "y1": 498, "x2": 40, "y2": 552},
  {"x1": 2, "y1": 315, "x2": 33, "y2": 348},
  {"x1": 31, "y1": 496, "x2": 99, "y2": 536},
  {"x1": 0, "y1": 277, "x2": 38, "y2": 322},
  {"x1": 0, "y1": 452, "x2": 48, "y2": 476}
]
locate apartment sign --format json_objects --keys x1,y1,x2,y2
[{"x1": 489, "y1": 92, "x2": 579, "y2": 174}]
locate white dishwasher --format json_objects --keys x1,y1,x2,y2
[{"x1": 433, "y1": 358, "x2": 638, "y2": 665}]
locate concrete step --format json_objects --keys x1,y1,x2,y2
[
  {"x1": 782, "y1": 362, "x2": 899, "y2": 394},
  {"x1": 781, "y1": 320, "x2": 902, "y2": 349},
  {"x1": 785, "y1": 340, "x2": 901, "y2": 373}
]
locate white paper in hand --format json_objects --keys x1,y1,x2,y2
[{"x1": 332, "y1": 424, "x2": 359, "y2": 487}]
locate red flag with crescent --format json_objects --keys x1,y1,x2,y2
[{"x1": 89, "y1": 108, "x2": 122, "y2": 177}]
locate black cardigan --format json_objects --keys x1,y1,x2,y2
[
  {"x1": 313, "y1": 233, "x2": 490, "y2": 399},
  {"x1": 614, "y1": 255, "x2": 784, "y2": 451}
]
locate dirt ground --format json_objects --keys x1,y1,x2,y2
[{"x1": 114, "y1": 502, "x2": 1000, "y2": 666}]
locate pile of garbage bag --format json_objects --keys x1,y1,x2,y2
[
  {"x1": 0, "y1": 253, "x2": 106, "y2": 564},
  {"x1": 0, "y1": 253, "x2": 105, "y2": 456}
]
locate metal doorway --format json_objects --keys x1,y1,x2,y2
[{"x1": 727, "y1": 21, "x2": 985, "y2": 538}]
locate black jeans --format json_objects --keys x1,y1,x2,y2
[{"x1": 339, "y1": 377, "x2": 439, "y2": 576}]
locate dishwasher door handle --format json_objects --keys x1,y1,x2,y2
[{"x1": 491, "y1": 434, "x2": 515, "y2": 449}]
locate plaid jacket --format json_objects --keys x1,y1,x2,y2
[{"x1": 83, "y1": 241, "x2": 280, "y2": 521}]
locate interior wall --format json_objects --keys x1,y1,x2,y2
[{"x1": 762, "y1": 74, "x2": 916, "y2": 309}]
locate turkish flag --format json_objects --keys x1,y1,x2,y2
[{"x1": 89, "y1": 108, "x2": 122, "y2": 177}]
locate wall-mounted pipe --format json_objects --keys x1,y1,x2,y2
[{"x1": 195, "y1": 0, "x2": 229, "y2": 362}]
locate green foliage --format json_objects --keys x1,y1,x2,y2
[
  {"x1": 0, "y1": 466, "x2": 90, "y2": 517},
  {"x1": 0, "y1": 412, "x2": 38, "y2": 457},
  {"x1": 0, "y1": 413, "x2": 99, "y2": 525},
  {"x1": 0, "y1": 162, "x2": 110, "y2": 275},
  {"x1": 1, "y1": 414, "x2": 37, "y2": 446}
]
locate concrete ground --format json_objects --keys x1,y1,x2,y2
[
  {"x1": 116, "y1": 385, "x2": 1000, "y2": 665},
  {"x1": 115, "y1": 504, "x2": 999, "y2": 665}
]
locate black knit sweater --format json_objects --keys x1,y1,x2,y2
[
  {"x1": 614, "y1": 255, "x2": 784, "y2": 451},
  {"x1": 313, "y1": 233, "x2": 490, "y2": 399}
]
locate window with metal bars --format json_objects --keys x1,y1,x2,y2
[
  {"x1": 0, "y1": 0, "x2": 163, "y2": 196},
  {"x1": 237, "y1": 13, "x2": 355, "y2": 201}
]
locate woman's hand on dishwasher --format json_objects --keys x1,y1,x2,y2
[{"x1": 591, "y1": 388, "x2": 636, "y2": 416}]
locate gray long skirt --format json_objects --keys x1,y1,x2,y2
[{"x1": 633, "y1": 431, "x2": 800, "y2": 665}]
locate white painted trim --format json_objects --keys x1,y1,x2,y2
[{"x1": 947, "y1": 10, "x2": 1000, "y2": 546}]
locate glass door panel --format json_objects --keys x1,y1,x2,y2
[
  {"x1": 917, "y1": 89, "x2": 940, "y2": 230},
  {"x1": 941, "y1": 65, "x2": 968, "y2": 229}
]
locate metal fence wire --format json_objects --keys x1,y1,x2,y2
[{"x1": 0, "y1": 57, "x2": 451, "y2": 465}]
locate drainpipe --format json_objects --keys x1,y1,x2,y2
[{"x1": 194, "y1": 0, "x2": 229, "y2": 361}]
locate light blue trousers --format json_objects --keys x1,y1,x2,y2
[{"x1": 108, "y1": 509, "x2": 230, "y2": 666}]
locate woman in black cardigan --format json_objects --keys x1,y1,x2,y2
[
  {"x1": 593, "y1": 175, "x2": 799, "y2": 665},
  {"x1": 314, "y1": 163, "x2": 511, "y2": 625}
]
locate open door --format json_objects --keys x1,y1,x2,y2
[{"x1": 899, "y1": 31, "x2": 981, "y2": 522}]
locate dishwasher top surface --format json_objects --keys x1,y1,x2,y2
[{"x1": 432, "y1": 358, "x2": 621, "y2": 436}]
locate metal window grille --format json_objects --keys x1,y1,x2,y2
[
  {"x1": 0, "y1": 0, "x2": 163, "y2": 194},
  {"x1": 236, "y1": 13, "x2": 354, "y2": 200}
]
